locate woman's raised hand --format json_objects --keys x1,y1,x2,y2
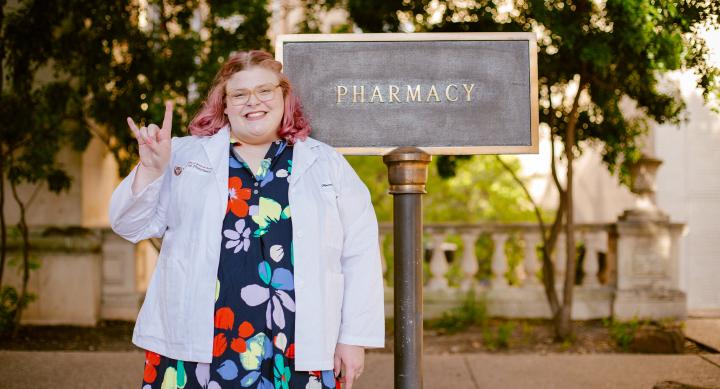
[
  {"x1": 127, "y1": 101, "x2": 173, "y2": 174},
  {"x1": 128, "y1": 102, "x2": 173, "y2": 195}
]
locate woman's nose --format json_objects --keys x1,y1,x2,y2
[{"x1": 246, "y1": 92, "x2": 262, "y2": 106}]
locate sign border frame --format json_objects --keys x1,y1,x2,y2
[{"x1": 276, "y1": 33, "x2": 539, "y2": 155}]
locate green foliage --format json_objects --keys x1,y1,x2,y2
[
  {"x1": 350, "y1": 154, "x2": 541, "y2": 287},
  {"x1": 347, "y1": 154, "x2": 543, "y2": 223},
  {"x1": 334, "y1": 0, "x2": 719, "y2": 185},
  {"x1": 1, "y1": 1, "x2": 86, "y2": 320},
  {"x1": 604, "y1": 317, "x2": 643, "y2": 350},
  {"x1": 45, "y1": 0, "x2": 271, "y2": 176},
  {"x1": 426, "y1": 292, "x2": 488, "y2": 334},
  {"x1": 0, "y1": 286, "x2": 36, "y2": 336},
  {"x1": 1, "y1": 1, "x2": 86, "y2": 192},
  {"x1": 483, "y1": 321, "x2": 515, "y2": 350}
]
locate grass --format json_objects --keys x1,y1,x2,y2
[
  {"x1": 483, "y1": 322, "x2": 515, "y2": 350},
  {"x1": 425, "y1": 292, "x2": 488, "y2": 335},
  {"x1": 603, "y1": 317, "x2": 644, "y2": 350}
]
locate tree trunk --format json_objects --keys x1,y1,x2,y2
[
  {"x1": 555, "y1": 80, "x2": 584, "y2": 340},
  {"x1": 0, "y1": 149, "x2": 5, "y2": 289},
  {"x1": 495, "y1": 156, "x2": 561, "y2": 315},
  {"x1": 9, "y1": 179, "x2": 30, "y2": 338},
  {"x1": 0, "y1": 0, "x2": 7, "y2": 290}
]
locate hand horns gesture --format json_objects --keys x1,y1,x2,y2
[{"x1": 127, "y1": 101, "x2": 173, "y2": 174}]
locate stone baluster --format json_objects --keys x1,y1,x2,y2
[
  {"x1": 426, "y1": 231, "x2": 449, "y2": 291},
  {"x1": 522, "y1": 231, "x2": 542, "y2": 287},
  {"x1": 582, "y1": 231, "x2": 604, "y2": 287},
  {"x1": 379, "y1": 232, "x2": 388, "y2": 287},
  {"x1": 459, "y1": 231, "x2": 480, "y2": 291},
  {"x1": 555, "y1": 233, "x2": 566, "y2": 287},
  {"x1": 491, "y1": 233, "x2": 509, "y2": 289}
]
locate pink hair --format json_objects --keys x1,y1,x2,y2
[{"x1": 188, "y1": 50, "x2": 311, "y2": 143}]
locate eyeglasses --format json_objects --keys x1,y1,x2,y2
[{"x1": 227, "y1": 83, "x2": 280, "y2": 106}]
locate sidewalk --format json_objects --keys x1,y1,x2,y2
[
  {"x1": 686, "y1": 318, "x2": 720, "y2": 352},
  {"x1": 1, "y1": 351, "x2": 719, "y2": 389}
]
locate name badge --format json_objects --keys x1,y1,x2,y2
[{"x1": 186, "y1": 161, "x2": 213, "y2": 173}]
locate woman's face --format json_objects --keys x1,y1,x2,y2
[{"x1": 224, "y1": 67, "x2": 284, "y2": 145}]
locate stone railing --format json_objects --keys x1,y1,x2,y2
[
  {"x1": 379, "y1": 220, "x2": 685, "y2": 320},
  {"x1": 7, "y1": 215, "x2": 685, "y2": 325}
]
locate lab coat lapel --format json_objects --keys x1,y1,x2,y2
[
  {"x1": 290, "y1": 137, "x2": 319, "y2": 185},
  {"x1": 201, "y1": 125, "x2": 230, "y2": 215}
]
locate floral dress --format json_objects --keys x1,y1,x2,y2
[{"x1": 142, "y1": 140, "x2": 340, "y2": 389}]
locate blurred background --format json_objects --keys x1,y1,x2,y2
[{"x1": 0, "y1": 0, "x2": 719, "y2": 357}]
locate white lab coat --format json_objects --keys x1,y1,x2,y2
[{"x1": 109, "y1": 125, "x2": 385, "y2": 370}]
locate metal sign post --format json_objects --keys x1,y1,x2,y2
[
  {"x1": 277, "y1": 33, "x2": 538, "y2": 389},
  {"x1": 383, "y1": 148, "x2": 431, "y2": 389}
]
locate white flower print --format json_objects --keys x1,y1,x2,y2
[
  {"x1": 223, "y1": 219, "x2": 251, "y2": 253},
  {"x1": 269, "y1": 244, "x2": 284, "y2": 262},
  {"x1": 306, "y1": 377, "x2": 322, "y2": 389}
]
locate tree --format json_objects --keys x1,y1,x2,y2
[
  {"x1": 323, "y1": 0, "x2": 719, "y2": 339},
  {"x1": 2, "y1": 0, "x2": 273, "y2": 334},
  {"x1": 347, "y1": 155, "x2": 542, "y2": 224},
  {"x1": 0, "y1": 0, "x2": 88, "y2": 335},
  {"x1": 52, "y1": 0, "x2": 272, "y2": 176}
]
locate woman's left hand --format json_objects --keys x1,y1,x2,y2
[{"x1": 334, "y1": 343, "x2": 365, "y2": 389}]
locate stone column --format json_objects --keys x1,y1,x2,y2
[
  {"x1": 613, "y1": 155, "x2": 687, "y2": 320},
  {"x1": 426, "y1": 232, "x2": 449, "y2": 291},
  {"x1": 523, "y1": 231, "x2": 541, "y2": 287},
  {"x1": 459, "y1": 232, "x2": 480, "y2": 291},
  {"x1": 490, "y1": 233, "x2": 509, "y2": 289},
  {"x1": 101, "y1": 229, "x2": 142, "y2": 320},
  {"x1": 582, "y1": 231, "x2": 601, "y2": 287}
]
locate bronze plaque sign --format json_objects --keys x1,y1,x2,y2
[{"x1": 276, "y1": 33, "x2": 538, "y2": 155}]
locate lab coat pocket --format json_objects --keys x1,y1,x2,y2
[
  {"x1": 158, "y1": 257, "x2": 188, "y2": 342},
  {"x1": 325, "y1": 271, "x2": 345, "y2": 353}
]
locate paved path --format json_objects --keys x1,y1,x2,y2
[
  {"x1": 686, "y1": 319, "x2": 720, "y2": 352},
  {"x1": 1, "y1": 351, "x2": 718, "y2": 388}
]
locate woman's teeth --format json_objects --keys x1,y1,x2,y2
[{"x1": 245, "y1": 112, "x2": 266, "y2": 119}]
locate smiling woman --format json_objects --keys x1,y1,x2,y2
[{"x1": 109, "y1": 50, "x2": 385, "y2": 389}]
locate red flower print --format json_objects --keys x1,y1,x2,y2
[
  {"x1": 143, "y1": 363, "x2": 157, "y2": 383},
  {"x1": 213, "y1": 333, "x2": 227, "y2": 357},
  {"x1": 143, "y1": 350, "x2": 161, "y2": 383},
  {"x1": 226, "y1": 176, "x2": 251, "y2": 217},
  {"x1": 214, "y1": 307, "x2": 234, "y2": 330},
  {"x1": 230, "y1": 321, "x2": 255, "y2": 353},
  {"x1": 285, "y1": 343, "x2": 295, "y2": 358},
  {"x1": 146, "y1": 350, "x2": 161, "y2": 366},
  {"x1": 230, "y1": 337, "x2": 247, "y2": 353},
  {"x1": 238, "y1": 321, "x2": 254, "y2": 337}
]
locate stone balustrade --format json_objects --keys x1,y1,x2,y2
[
  {"x1": 5, "y1": 217, "x2": 685, "y2": 325},
  {"x1": 379, "y1": 222, "x2": 613, "y2": 286},
  {"x1": 379, "y1": 221, "x2": 684, "y2": 320}
]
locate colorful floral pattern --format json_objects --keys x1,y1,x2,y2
[{"x1": 141, "y1": 141, "x2": 340, "y2": 389}]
